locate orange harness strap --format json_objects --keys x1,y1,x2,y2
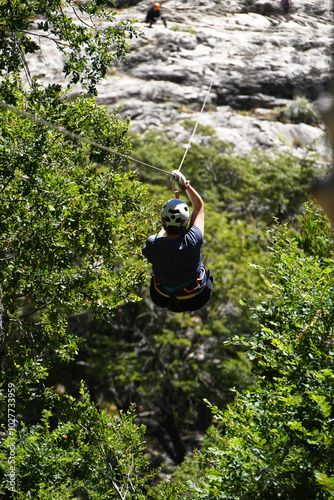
[
  {"x1": 183, "y1": 267, "x2": 205, "y2": 293},
  {"x1": 153, "y1": 268, "x2": 206, "y2": 300},
  {"x1": 153, "y1": 282, "x2": 203, "y2": 300}
]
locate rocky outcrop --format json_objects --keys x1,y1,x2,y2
[
  {"x1": 24, "y1": 0, "x2": 333, "y2": 162},
  {"x1": 93, "y1": 0, "x2": 331, "y2": 162}
]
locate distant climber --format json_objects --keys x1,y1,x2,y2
[
  {"x1": 146, "y1": 2, "x2": 167, "y2": 28},
  {"x1": 281, "y1": 0, "x2": 292, "y2": 21},
  {"x1": 142, "y1": 170, "x2": 213, "y2": 312}
]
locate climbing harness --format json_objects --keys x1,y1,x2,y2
[
  {"x1": 151, "y1": 267, "x2": 213, "y2": 313},
  {"x1": 152, "y1": 266, "x2": 208, "y2": 300}
]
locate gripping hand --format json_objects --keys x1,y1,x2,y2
[{"x1": 171, "y1": 169, "x2": 187, "y2": 189}]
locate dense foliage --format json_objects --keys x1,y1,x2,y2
[
  {"x1": 0, "y1": 84, "x2": 154, "y2": 496},
  {"x1": 0, "y1": 83, "x2": 152, "y2": 371},
  {"x1": 62, "y1": 129, "x2": 321, "y2": 466},
  {"x1": 1, "y1": 384, "x2": 151, "y2": 499},
  {"x1": 154, "y1": 206, "x2": 334, "y2": 499},
  {"x1": 0, "y1": 0, "x2": 139, "y2": 94}
]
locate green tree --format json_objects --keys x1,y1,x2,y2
[
  {"x1": 0, "y1": 3, "x2": 154, "y2": 497},
  {"x1": 1, "y1": 382, "x2": 152, "y2": 499},
  {"x1": 0, "y1": 85, "x2": 156, "y2": 496},
  {"x1": 0, "y1": 0, "x2": 139, "y2": 94},
  {"x1": 0, "y1": 83, "x2": 152, "y2": 389}
]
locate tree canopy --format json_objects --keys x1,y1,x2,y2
[
  {"x1": 0, "y1": 2, "x2": 156, "y2": 496},
  {"x1": 0, "y1": 0, "x2": 138, "y2": 94}
]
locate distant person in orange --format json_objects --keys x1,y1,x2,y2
[
  {"x1": 281, "y1": 0, "x2": 292, "y2": 21},
  {"x1": 146, "y1": 2, "x2": 167, "y2": 28}
]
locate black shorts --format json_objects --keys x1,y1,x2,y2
[
  {"x1": 149, "y1": 273, "x2": 213, "y2": 313},
  {"x1": 281, "y1": 2, "x2": 291, "y2": 12}
]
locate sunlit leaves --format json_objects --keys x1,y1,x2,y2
[
  {"x1": 0, "y1": 86, "x2": 154, "y2": 392},
  {"x1": 0, "y1": 0, "x2": 141, "y2": 94},
  {"x1": 177, "y1": 209, "x2": 334, "y2": 499},
  {"x1": 1, "y1": 383, "x2": 151, "y2": 499}
]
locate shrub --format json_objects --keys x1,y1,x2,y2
[
  {"x1": 280, "y1": 96, "x2": 320, "y2": 126},
  {"x1": 1, "y1": 383, "x2": 153, "y2": 499}
]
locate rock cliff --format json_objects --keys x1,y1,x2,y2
[{"x1": 26, "y1": 0, "x2": 333, "y2": 162}]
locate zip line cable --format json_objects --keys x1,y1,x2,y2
[
  {"x1": 0, "y1": 100, "x2": 172, "y2": 176},
  {"x1": 177, "y1": 63, "x2": 219, "y2": 172},
  {"x1": 0, "y1": 62, "x2": 219, "y2": 181}
]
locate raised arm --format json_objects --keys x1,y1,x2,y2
[
  {"x1": 185, "y1": 182, "x2": 204, "y2": 235},
  {"x1": 171, "y1": 170, "x2": 204, "y2": 236}
]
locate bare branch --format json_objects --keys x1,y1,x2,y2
[{"x1": 78, "y1": 422, "x2": 128, "y2": 500}]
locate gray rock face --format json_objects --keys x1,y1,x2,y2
[
  {"x1": 24, "y1": 0, "x2": 333, "y2": 162},
  {"x1": 98, "y1": 0, "x2": 331, "y2": 162}
]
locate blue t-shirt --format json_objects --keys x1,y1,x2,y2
[{"x1": 142, "y1": 225, "x2": 204, "y2": 287}]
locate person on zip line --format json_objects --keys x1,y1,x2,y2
[
  {"x1": 145, "y1": 2, "x2": 167, "y2": 28},
  {"x1": 142, "y1": 170, "x2": 213, "y2": 312}
]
